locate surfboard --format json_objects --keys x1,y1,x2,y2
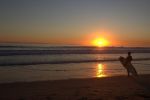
[{"x1": 119, "y1": 56, "x2": 138, "y2": 77}]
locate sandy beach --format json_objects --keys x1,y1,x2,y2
[{"x1": 0, "y1": 75, "x2": 150, "y2": 100}]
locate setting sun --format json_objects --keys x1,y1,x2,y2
[{"x1": 92, "y1": 38, "x2": 109, "y2": 47}]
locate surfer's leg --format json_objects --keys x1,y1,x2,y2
[
  {"x1": 130, "y1": 63, "x2": 138, "y2": 77},
  {"x1": 133, "y1": 67, "x2": 138, "y2": 76}
]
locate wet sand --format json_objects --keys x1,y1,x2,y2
[{"x1": 0, "y1": 75, "x2": 150, "y2": 100}]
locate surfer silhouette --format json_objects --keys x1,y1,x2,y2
[
  {"x1": 126, "y1": 52, "x2": 132, "y2": 64},
  {"x1": 125, "y1": 52, "x2": 133, "y2": 76},
  {"x1": 119, "y1": 52, "x2": 138, "y2": 77}
]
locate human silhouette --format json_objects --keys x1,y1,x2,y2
[
  {"x1": 119, "y1": 52, "x2": 138, "y2": 77},
  {"x1": 126, "y1": 52, "x2": 132, "y2": 64},
  {"x1": 125, "y1": 52, "x2": 133, "y2": 76}
]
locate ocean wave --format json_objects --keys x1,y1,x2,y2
[
  {"x1": 0, "y1": 49, "x2": 150, "y2": 56},
  {"x1": 0, "y1": 58, "x2": 150, "y2": 66},
  {"x1": 0, "y1": 46, "x2": 150, "y2": 56}
]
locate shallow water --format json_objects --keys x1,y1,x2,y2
[
  {"x1": 0, "y1": 46, "x2": 150, "y2": 83},
  {"x1": 0, "y1": 60, "x2": 150, "y2": 83}
]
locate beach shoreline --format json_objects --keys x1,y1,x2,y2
[{"x1": 0, "y1": 74, "x2": 150, "y2": 100}]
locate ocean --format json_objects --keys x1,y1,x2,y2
[{"x1": 0, "y1": 45, "x2": 150, "y2": 83}]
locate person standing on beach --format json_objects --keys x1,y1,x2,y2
[
  {"x1": 125, "y1": 52, "x2": 132, "y2": 76},
  {"x1": 126, "y1": 52, "x2": 132, "y2": 64},
  {"x1": 125, "y1": 52, "x2": 138, "y2": 77},
  {"x1": 119, "y1": 52, "x2": 138, "y2": 77}
]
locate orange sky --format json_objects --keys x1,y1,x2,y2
[
  {"x1": 1, "y1": 31, "x2": 149, "y2": 47},
  {"x1": 1, "y1": 0, "x2": 150, "y2": 47}
]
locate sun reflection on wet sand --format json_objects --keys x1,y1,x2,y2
[{"x1": 96, "y1": 63, "x2": 107, "y2": 78}]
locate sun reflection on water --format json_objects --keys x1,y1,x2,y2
[{"x1": 96, "y1": 63, "x2": 107, "y2": 77}]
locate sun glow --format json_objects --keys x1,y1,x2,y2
[{"x1": 92, "y1": 38, "x2": 109, "y2": 47}]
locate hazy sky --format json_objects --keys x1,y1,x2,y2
[{"x1": 0, "y1": 0, "x2": 150, "y2": 46}]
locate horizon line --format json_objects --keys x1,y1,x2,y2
[{"x1": 0, "y1": 42, "x2": 150, "y2": 48}]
